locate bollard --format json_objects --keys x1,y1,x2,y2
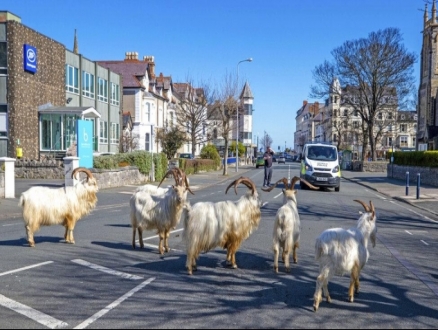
[
  {"x1": 416, "y1": 173, "x2": 420, "y2": 200},
  {"x1": 406, "y1": 171, "x2": 409, "y2": 196}
]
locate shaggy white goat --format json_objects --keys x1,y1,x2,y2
[
  {"x1": 182, "y1": 176, "x2": 262, "y2": 275},
  {"x1": 19, "y1": 167, "x2": 98, "y2": 247},
  {"x1": 262, "y1": 176, "x2": 318, "y2": 273},
  {"x1": 130, "y1": 168, "x2": 193, "y2": 254},
  {"x1": 313, "y1": 200, "x2": 377, "y2": 311}
]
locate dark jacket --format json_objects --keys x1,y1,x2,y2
[{"x1": 263, "y1": 150, "x2": 274, "y2": 167}]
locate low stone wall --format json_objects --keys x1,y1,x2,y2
[
  {"x1": 0, "y1": 171, "x2": 4, "y2": 198},
  {"x1": 387, "y1": 164, "x2": 438, "y2": 187},
  {"x1": 351, "y1": 160, "x2": 388, "y2": 172},
  {"x1": 90, "y1": 167, "x2": 148, "y2": 190},
  {"x1": 15, "y1": 158, "x2": 65, "y2": 179}
]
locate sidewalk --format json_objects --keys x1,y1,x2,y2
[
  {"x1": 2, "y1": 165, "x2": 438, "y2": 220},
  {"x1": 341, "y1": 170, "x2": 438, "y2": 216}
]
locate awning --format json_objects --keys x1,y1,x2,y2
[{"x1": 38, "y1": 106, "x2": 101, "y2": 119}]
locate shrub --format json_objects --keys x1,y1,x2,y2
[{"x1": 200, "y1": 144, "x2": 221, "y2": 169}]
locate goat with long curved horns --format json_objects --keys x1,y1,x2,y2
[
  {"x1": 263, "y1": 176, "x2": 318, "y2": 272},
  {"x1": 313, "y1": 199, "x2": 377, "y2": 311},
  {"x1": 19, "y1": 167, "x2": 99, "y2": 247},
  {"x1": 182, "y1": 176, "x2": 262, "y2": 274}
]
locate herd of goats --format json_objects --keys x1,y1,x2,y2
[{"x1": 18, "y1": 166, "x2": 377, "y2": 312}]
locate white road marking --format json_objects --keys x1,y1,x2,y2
[
  {"x1": 71, "y1": 259, "x2": 143, "y2": 280},
  {"x1": 421, "y1": 240, "x2": 429, "y2": 246},
  {"x1": 0, "y1": 294, "x2": 68, "y2": 329},
  {"x1": 405, "y1": 230, "x2": 413, "y2": 235},
  {"x1": 390, "y1": 200, "x2": 438, "y2": 223},
  {"x1": 141, "y1": 243, "x2": 182, "y2": 252},
  {"x1": 73, "y1": 277, "x2": 155, "y2": 329},
  {"x1": 274, "y1": 192, "x2": 282, "y2": 199},
  {"x1": 0, "y1": 261, "x2": 53, "y2": 277},
  {"x1": 2, "y1": 223, "x2": 21, "y2": 227}
]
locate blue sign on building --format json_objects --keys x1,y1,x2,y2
[
  {"x1": 23, "y1": 44, "x2": 37, "y2": 73},
  {"x1": 77, "y1": 120, "x2": 93, "y2": 168}
]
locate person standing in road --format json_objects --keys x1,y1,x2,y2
[{"x1": 263, "y1": 146, "x2": 274, "y2": 187}]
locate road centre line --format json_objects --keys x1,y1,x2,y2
[
  {"x1": 71, "y1": 259, "x2": 143, "y2": 280},
  {"x1": 405, "y1": 230, "x2": 413, "y2": 235},
  {"x1": 73, "y1": 277, "x2": 155, "y2": 329},
  {"x1": 421, "y1": 240, "x2": 429, "y2": 246},
  {"x1": 0, "y1": 294, "x2": 68, "y2": 329},
  {"x1": 0, "y1": 261, "x2": 53, "y2": 277}
]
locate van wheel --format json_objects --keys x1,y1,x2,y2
[{"x1": 335, "y1": 186, "x2": 340, "y2": 192}]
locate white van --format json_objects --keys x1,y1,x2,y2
[{"x1": 300, "y1": 143, "x2": 341, "y2": 191}]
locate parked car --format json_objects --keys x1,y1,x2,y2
[
  {"x1": 179, "y1": 153, "x2": 194, "y2": 159},
  {"x1": 277, "y1": 155, "x2": 286, "y2": 164},
  {"x1": 255, "y1": 156, "x2": 264, "y2": 168}
]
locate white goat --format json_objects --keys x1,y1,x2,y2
[
  {"x1": 313, "y1": 200, "x2": 377, "y2": 311},
  {"x1": 262, "y1": 176, "x2": 318, "y2": 273},
  {"x1": 19, "y1": 167, "x2": 99, "y2": 247},
  {"x1": 130, "y1": 168, "x2": 193, "y2": 254},
  {"x1": 182, "y1": 176, "x2": 262, "y2": 275}
]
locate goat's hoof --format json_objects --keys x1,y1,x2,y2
[
  {"x1": 348, "y1": 296, "x2": 354, "y2": 303},
  {"x1": 29, "y1": 243, "x2": 35, "y2": 248},
  {"x1": 285, "y1": 267, "x2": 291, "y2": 273},
  {"x1": 313, "y1": 305, "x2": 318, "y2": 312},
  {"x1": 293, "y1": 260, "x2": 298, "y2": 264},
  {"x1": 231, "y1": 264, "x2": 238, "y2": 269},
  {"x1": 274, "y1": 267, "x2": 278, "y2": 273},
  {"x1": 66, "y1": 240, "x2": 75, "y2": 244},
  {"x1": 326, "y1": 296, "x2": 332, "y2": 303}
]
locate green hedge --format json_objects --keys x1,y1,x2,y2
[
  {"x1": 392, "y1": 151, "x2": 438, "y2": 167},
  {"x1": 93, "y1": 151, "x2": 168, "y2": 182}
]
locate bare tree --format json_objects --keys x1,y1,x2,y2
[
  {"x1": 156, "y1": 126, "x2": 187, "y2": 159},
  {"x1": 310, "y1": 28, "x2": 417, "y2": 161},
  {"x1": 261, "y1": 131, "x2": 273, "y2": 152},
  {"x1": 174, "y1": 77, "x2": 216, "y2": 158},
  {"x1": 120, "y1": 131, "x2": 140, "y2": 153},
  {"x1": 209, "y1": 71, "x2": 239, "y2": 176}
]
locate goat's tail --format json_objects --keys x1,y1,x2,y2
[
  {"x1": 18, "y1": 194, "x2": 25, "y2": 208},
  {"x1": 314, "y1": 238, "x2": 327, "y2": 260}
]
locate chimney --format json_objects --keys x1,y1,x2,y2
[
  {"x1": 303, "y1": 100, "x2": 308, "y2": 106},
  {"x1": 144, "y1": 55, "x2": 155, "y2": 78},
  {"x1": 124, "y1": 52, "x2": 139, "y2": 61}
]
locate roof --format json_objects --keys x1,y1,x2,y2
[
  {"x1": 38, "y1": 106, "x2": 101, "y2": 118},
  {"x1": 98, "y1": 61, "x2": 149, "y2": 88}
]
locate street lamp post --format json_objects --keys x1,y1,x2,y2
[{"x1": 236, "y1": 57, "x2": 252, "y2": 172}]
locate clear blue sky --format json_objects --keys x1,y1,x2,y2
[{"x1": 3, "y1": 0, "x2": 425, "y2": 152}]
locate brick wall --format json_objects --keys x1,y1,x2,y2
[{"x1": 7, "y1": 20, "x2": 65, "y2": 160}]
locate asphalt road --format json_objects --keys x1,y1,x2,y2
[{"x1": 0, "y1": 162, "x2": 437, "y2": 328}]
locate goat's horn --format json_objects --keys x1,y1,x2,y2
[
  {"x1": 182, "y1": 172, "x2": 195, "y2": 195},
  {"x1": 158, "y1": 169, "x2": 179, "y2": 188},
  {"x1": 262, "y1": 178, "x2": 288, "y2": 192},
  {"x1": 289, "y1": 176, "x2": 301, "y2": 190},
  {"x1": 299, "y1": 177, "x2": 319, "y2": 190},
  {"x1": 225, "y1": 176, "x2": 255, "y2": 195},
  {"x1": 72, "y1": 167, "x2": 93, "y2": 181},
  {"x1": 370, "y1": 200, "x2": 375, "y2": 216},
  {"x1": 354, "y1": 199, "x2": 371, "y2": 212}
]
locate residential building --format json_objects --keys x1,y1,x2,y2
[
  {"x1": 418, "y1": 0, "x2": 438, "y2": 150},
  {"x1": 0, "y1": 11, "x2": 121, "y2": 160}
]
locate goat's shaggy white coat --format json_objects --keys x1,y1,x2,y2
[
  {"x1": 262, "y1": 176, "x2": 318, "y2": 273},
  {"x1": 182, "y1": 177, "x2": 261, "y2": 275},
  {"x1": 130, "y1": 169, "x2": 193, "y2": 254},
  {"x1": 19, "y1": 168, "x2": 98, "y2": 247},
  {"x1": 313, "y1": 200, "x2": 377, "y2": 311}
]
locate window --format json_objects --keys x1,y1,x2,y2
[
  {"x1": 82, "y1": 71, "x2": 95, "y2": 98},
  {"x1": 388, "y1": 112, "x2": 393, "y2": 120},
  {"x1": 99, "y1": 120, "x2": 108, "y2": 143},
  {"x1": 0, "y1": 42, "x2": 7, "y2": 75},
  {"x1": 110, "y1": 82, "x2": 120, "y2": 106},
  {"x1": 98, "y1": 77, "x2": 108, "y2": 103},
  {"x1": 400, "y1": 136, "x2": 408, "y2": 147},
  {"x1": 400, "y1": 124, "x2": 407, "y2": 132},
  {"x1": 343, "y1": 121, "x2": 348, "y2": 129},
  {"x1": 353, "y1": 121, "x2": 359, "y2": 128},
  {"x1": 378, "y1": 112, "x2": 383, "y2": 120},
  {"x1": 145, "y1": 103, "x2": 151, "y2": 122},
  {"x1": 333, "y1": 134, "x2": 337, "y2": 142},
  {"x1": 110, "y1": 122, "x2": 119, "y2": 144},
  {"x1": 353, "y1": 110, "x2": 359, "y2": 117},
  {"x1": 65, "y1": 65, "x2": 79, "y2": 94},
  {"x1": 343, "y1": 109, "x2": 348, "y2": 116},
  {"x1": 145, "y1": 133, "x2": 150, "y2": 151}
]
